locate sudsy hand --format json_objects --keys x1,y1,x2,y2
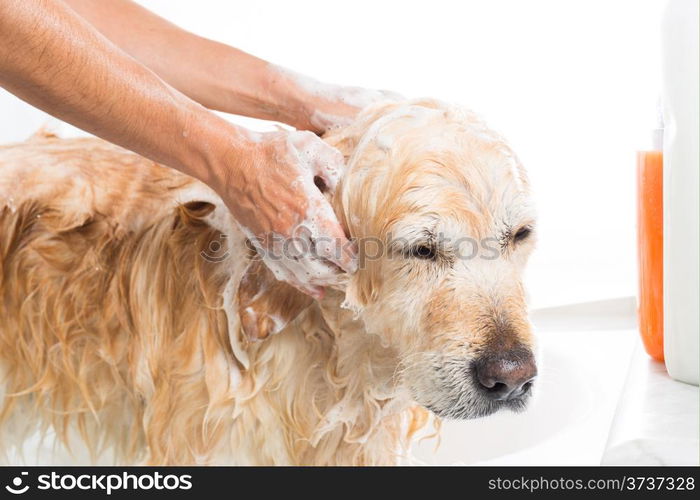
[
  {"x1": 224, "y1": 129, "x2": 356, "y2": 299},
  {"x1": 268, "y1": 65, "x2": 402, "y2": 134}
]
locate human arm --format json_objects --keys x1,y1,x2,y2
[
  {"x1": 62, "y1": 0, "x2": 397, "y2": 134},
  {"x1": 0, "y1": 0, "x2": 355, "y2": 297}
]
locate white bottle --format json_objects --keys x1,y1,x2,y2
[{"x1": 661, "y1": 0, "x2": 699, "y2": 385}]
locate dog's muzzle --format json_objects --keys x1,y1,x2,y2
[{"x1": 419, "y1": 345, "x2": 537, "y2": 420}]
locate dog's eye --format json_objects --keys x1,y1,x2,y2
[
  {"x1": 411, "y1": 244, "x2": 437, "y2": 260},
  {"x1": 513, "y1": 226, "x2": 532, "y2": 243}
]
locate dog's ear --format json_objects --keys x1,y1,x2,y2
[{"x1": 237, "y1": 257, "x2": 313, "y2": 342}]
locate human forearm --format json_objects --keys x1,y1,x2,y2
[
  {"x1": 61, "y1": 0, "x2": 311, "y2": 128},
  {"x1": 0, "y1": 0, "x2": 357, "y2": 296},
  {"x1": 0, "y1": 0, "x2": 248, "y2": 186},
  {"x1": 61, "y1": 0, "x2": 398, "y2": 133}
]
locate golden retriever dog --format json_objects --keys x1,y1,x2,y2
[{"x1": 0, "y1": 99, "x2": 537, "y2": 465}]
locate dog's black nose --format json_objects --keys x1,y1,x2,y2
[{"x1": 472, "y1": 348, "x2": 537, "y2": 401}]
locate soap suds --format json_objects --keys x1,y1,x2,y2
[
  {"x1": 223, "y1": 275, "x2": 249, "y2": 371},
  {"x1": 348, "y1": 105, "x2": 443, "y2": 171},
  {"x1": 234, "y1": 130, "x2": 353, "y2": 297},
  {"x1": 309, "y1": 109, "x2": 355, "y2": 133},
  {"x1": 271, "y1": 64, "x2": 401, "y2": 109},
  {"x1": 270, "y1": 64, "x2": 402, "y2": 131}
]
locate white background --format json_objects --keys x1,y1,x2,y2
[{"x1": 0, "y1": 0, "x2": 666, "y2": 309}]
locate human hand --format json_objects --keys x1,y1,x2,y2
[
  {"x1": 221, "y1": 129, "x2": 356, "y2": 299},
  {"x1": 269, "y1": 65, "x2": 402, "y2": 134},
  {"x1": 299, "y1": 83, "x2": 402, "y2": 134}
]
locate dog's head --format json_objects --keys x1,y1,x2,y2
[
  {"x1": 325, "y1": 99, "x2": 537, "y2": 419},
  {"x1": 237, "y1": 99, "x2": 537, "y2": 420}
]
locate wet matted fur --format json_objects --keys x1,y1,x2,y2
[{"x1": 0, "y1": 100, "x2": 536, "y2": 465}]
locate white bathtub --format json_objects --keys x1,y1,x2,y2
[{"x1": 411, "y1": 300, "x2": 638, "y2": 465}]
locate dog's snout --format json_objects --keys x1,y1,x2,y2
[{"x1": 472, "y1": 348, "x2": 536, "y2": 401}]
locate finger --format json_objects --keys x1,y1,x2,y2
[
  {"x1": 288, "y1": 131, "x2": 343, "y2": 193},
  {"x1": 293, "y1": 282, "x2": 325, "y2": 301},
  {"x1": 284, "y1": 258, "x2": 338, "y2": 296},
  {"x1": 312, "y1": 212, "x2": 358, "y2": 274},
  {"x1": 289, "y1": 252, "x2": 342, "y2": 286},
  {"x1": 299, "y1": 190, "x2": 357, "y2": 274},
  {"x1": 309, "y1": 143, "x2": 344, "y2": 194},
  {"x1": 266, "y1": 256, "x2": 328, "y2": 300},
  {"x1": 283, "y1": 270, "x2": 326, "y2": 300}
]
